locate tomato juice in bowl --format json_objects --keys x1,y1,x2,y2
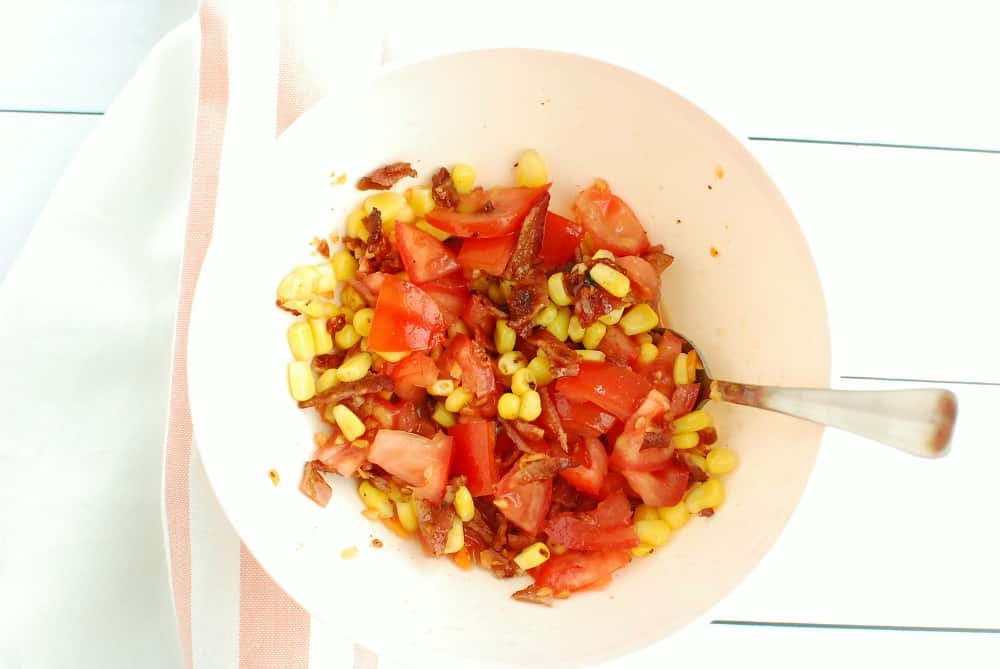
[{"x1": 187, "y1": 49, "x2": 830, "y2": 668}]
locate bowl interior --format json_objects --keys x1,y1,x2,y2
[{"x1": 188, "y1": 49, "x2": 830, "y2": 668}]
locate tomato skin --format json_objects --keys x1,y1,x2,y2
[
  {"x1": 449, "y1": 420, "x2": 498, "y2": 497},
  {"x1": 426, "y1": 185, "x2": 551, "y2": 238},
  {"x1": 560, "y1": 437, "x2": 609, "y2": 497},
  {"x1": 545, "y1": 489, "x2": 637, "y2": 551},
  {"x1": 493, "y1": 467, "x2": 553, "y2": 535},
  {"x1": 368, "y1": 430, "x2": 454, "y2": 504},
  {"x1": 637, "y1": 330, "x2": 684, "y2": 395},
  {"x1": 572, "y1": 183, "x2": 649, "y2": 256},
  {"x1": 539, "y1": 211, "x2": 583, "y2": 267},
  {"x1": 417, "y1": 272, "x2": 469, "y2": 327},
  {"x1": 597, "y1": 325, "x2": 641, "y2": 366},
  {"x1": 555, "y1": 361, "x2": 652, "y2": 421},
  {"x1": 609, "y1": 389, "x2": 674, "y2": 472},
  {"x1": 553, "y1": 392, "x2": 619, "y2": 439},
  {"x1": 530, "y1": 549, "x2": 632, "y2": 593},
  {"x1": 597, "y1": 470, "x2": 629, "y2": 500},
  {"x1": 368, "y1": 275, "x2": 446, "y2": 352},
  {"x1": 440, "y1": 333, "x2": 496, "y2": 398},
  {"x1": 616, "y1": 255, "x2": 660, "y2": 301},
  {"x1": 670, "y1": 383, "x2": 701, "y2": 418},
  {"x1": 395, "y1": 222, "x2": 461, "y2": 283},
  {"x1": 389, "y1": 352, "x2": 439, "y2": 401},
  {"x1": 457, "y1": 234, "x2": 518, "y2": 276},
  {"x1": 461, "y1": 294, "x2": 498, "y2": 342},
  {"x1": 621, "y1": 459, "x2": 690, "y2": 507}
]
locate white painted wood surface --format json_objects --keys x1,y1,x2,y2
[{"x1": 1, "y1": 0, "x2": 998, "y2": 666}]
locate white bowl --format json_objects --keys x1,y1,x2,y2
[{"x1": 188, "y1": 49, "x2": 830, "y2": 668}]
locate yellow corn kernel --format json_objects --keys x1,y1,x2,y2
[
  {"x1": 428, "y1": 379, "x2": 456, "y2": 397},
  {"x1": 334, "y1": 323, "x2": 361, "y2": 350},
  {"x1": 333, "y1": 404, "x2": 366, "y2": 441},
  {"x1": 494, "y1": 319, "x2": 516, "y2": 354},
  {"x1": 471, "y1": 274, "x2": 491, "y2": 294},
  {"x1": 345, "y1": 209, "x2": 370, "y2": 241},
  {"x1": 497, "y1": 351, "x2": 527, "y2": 376},
  {"x1": 336, "y1": 352, "x2": 373, "y2": 382},
  {"x1": 706, "y1": 447, "x2": 737, "y2": 475},
  {"x1": 352, "y1": 308, "x2": 375, "y2": 337},
  {"x1": 591, "y1": 249, "x2": 615, "y2": 261},
  {"x1": 671, "y1": 431, "x2": 700, "y2": 450},
  {"x1": 636, "y1": 333, "x2": 653, "y2": 345},
  {"x1": 685, "y1": 478, "x2": 725, "y2": 513},
  {"x1": 396, "y1": 499, "x2": 418, "y2": 532},
  {"x1": 518, "y1": 390, "x2": 542, "y2": 421},
  {"x1": 444, "y1": 387, "x2": 473, "y2": 413},
  {"x1": 315, "y1": 262, "x2": 336, "y2": 294},
  {"x1": 550, "y1": 543, "x2": 568, "y2": 555},
  {"x1": 673, "y1": 409, "x2": 712, "y2": 434},
  {"x1": 487, "y1": 281, "x2": 505, "y2": 305},
  {"x1": 620, "y1": 304, "x2": 660, "y2": 335},
  {"x1": 415, "y1": 219, "x2": 450, "y2": 241},
  {"x1": 341, "y1": 285, "x2": 367, "y2": 312},
  {"x1": 634, "y1": 504, "x2": 660, "y2": 522},
  {"x1": 547, "y1": 273, "x2": 572, "y2": 306},
  {"x1": 631, "y1": 544, "x2": 655, "y2": 558},
  {"x1": 547, "y1": 307, "x2": 571, "y2": 341},
  {"x1": 287, "y1": 321, "x2": 315, "y2": 361},
  {"x1": 316, "y1": 368, "x2": 339, "y2": 394},
  {"x1": 451, "y1": 163, "x2": 476, "y2": 194},
  {"x1": 432, "y1": 403, "x2": 457, "y2": 428},
  {"x1": 443, "y1": 516, "x2": 465, "y2": 554},
  {"x1": 331, "y1": 249, "x2": 357, "y2": 282},
  {"x1": 532, "y1": 302, "x2": 558, "y2": 327},
  {"x1": 395, "y1": 203, "x2": 415, "y2": 224},
  {"x1": 375, "y1": 350, "x2": 410, "y2": 363},
  {"x1": 287, "y1": 361, "x2": 316, "y2": 402},
  {"x1": 406, "y1": 187, "x2": 436, "y2": 217},
  {"x1": 515, "y1": 149, "x2": 548, "y2": 188},
  {"x1": 453, "y1": 485, "x2": 475, "y2": 522},
  {"x1": 511, "y1": 368, "x2": 537, "y2": 396},
  {"x1": 638, "y1": 342, "x2": 659, "y2": 364},
  {"x1": 277, "y1": 265, "x2": 321, "y2": 301},
  {"x1": 568, "y1": 315, "x2": 586, "y2": 343},
  {"x1": 673, "y1": 352, "x2": 690, "y2": 385},
  {"x1": 576, "y1": 349, "x2": 606, "y2": 362},
  {"x1": 309, "y1": 318, "x2": 334, "y2": 355},
  {"x1": 447, "y1": 320, "x2": 469, "y2": 340},
  {"x1": 527, "y1": 353, "x2": 552, "y2": 386},
  {"x1": 498, "y1": 393, "x2": 522, "y2": 420},
  {"x1": 363, "y1": 191, "x2": 406, "y2": 223},
  {"x1": 598, "y1": 306, "x2": 625, "y2": 325},
  {"x1": 513, "y1": 542, "x2": 551, "y2": 571},
  {"x1": 588, "y1": 264, "x2": 630, "y2": 298},
  {"x1": 635, "y1": 519, "x2": 672, "y2": 547},
  {"x1": 582, "y1": 321, "x2": 607, "y2": 350},
  {"x1": 685, "y1": 453, "x2": 707, "y2": 476},
  {"x1": 658, "y1": 502, "x2": 691, "y2": 530},
  {"x1": 358, "y1": 480, "x2": 393, "y2": 519},
  {"x1": 500, "y1": 280, "x2": 513, "y2": 301}
]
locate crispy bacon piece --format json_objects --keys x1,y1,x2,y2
[
  {"x1": 431, "y1": 167, "x2": 459, "y2": 208},
  {"x1": 298, "y1": 374, "x2": 393, "y2": 409},
  {"x1": 642, "y1": 244, "x2": 675, "y2": 274},
  {"x1": 511, "y1": 586, "x2": 553, "y2": 606},
  {"x1": 325, "y1": 314, "x2": 347, "y2": 338},
  {"x1": 345, "y1": 278, "x2": 376, "y2": 306},
  {"x1": 507, "y1": 272, "x2": 548, "y2": 331},
  {"x1": 358, "y1": 208, "x2": 403, "y2": 275},
  {"x1": 500, "y1": 419, "x2": 544, "y2": 454},
  {"x1": 300, "y1": 461, "x2": 332, "y2": 507},
  {"x1": 512, "y1": 421, "x2": 546, "y2": 442},
  {"x1": 504, "y1": 193, "x2": 549, "y2": 280},
  {"x1": 526, "y1": 331, "x2": 580, "y2": 379},
  {"x1": 508, "y1": 455, "x2": 573, "y2": 486},
  {"x1": 414, "y1": 499, "x2": 456, "y2": 556},
  {"x1": 356, "y1": 161, "x2": 417, "y2": 191},
  {"x1": 574, "y1": 284, "x2": 618, "y2": 326},
  {"x1": 313, "y1": 351, "x2": 346, "y2": 370},
  {"x1": 537, "y1": 387, "x2": 568, "y2": 452}
]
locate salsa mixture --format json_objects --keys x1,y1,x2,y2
[{"x1": 276, "y1": 150, "x2": 736, "y2": 603}]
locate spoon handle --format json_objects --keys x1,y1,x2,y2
[{"x1": 711, "y1": 381, "x2": 958, "y2": 458}]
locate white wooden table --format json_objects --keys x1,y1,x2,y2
[{"x1": 2, "y1": 1, "x2": 998, "y2": 667}]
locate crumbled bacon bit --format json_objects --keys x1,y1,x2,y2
[
  {"x1": 642, "y1": 430, "x2": 670, "y2": 449},
  {"x1": 268, "y1": 469, "x2": 280, "y2": 486},
  {"x1": 642, "y1": 245, "x2": 674, "y2": 273},
  {"x1": 507, "y1": 273, "x2": 548, "y2": 331},
  {"x1": 504, "y1": 193, "x2": 549, "y2": 280},
  {"x1": 699, "y1": 508, "x2": 715, "y2": 517},
  {"x1": 526, "y1": 331, "x2": 580, "y2": 378},
  {"x1": 431, "y1": 167, "x2": 459, "y2": 208},
  {"x1": 511, "y1": 586, "x2": 553, "y2": 606},
  {"x1": 300, "y1": 461, "x2": 332, "y2": 507},
  {"x1": 537, "y1": 387, "x2": 568, "y2": 452},
  {"x1": 356, "y1": 161, "x2": 417, "y2": 191},
  {"x1": 574, "y1": 284, "x2": 617, "y2": 326},
  {"x1": 698, "y1": 427, "x2": 718, "y2": 446},
  {"x1": 315, "y1": 238, "x2": 330, "y2": 258},
  {"x1": 709, "y1": 246, "x2": 719, "y2": 257},
  {"x1": 371, "y1": 538, "x2": 384, "y2": 548},
  {"x1": 509, "y1": 455, "x2": 572, "y2": 486},
  {"x1": 298, "y1": 374, "x2": 393, "y2": 409}
]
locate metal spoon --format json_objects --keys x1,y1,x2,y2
[{"x1": 672, "y1": 330, "x2": 958, "y2": 458}]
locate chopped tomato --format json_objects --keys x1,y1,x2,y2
[
  {"x1": 637, "y1": 330, "x2": 684, "y2": 395},
  {"x1": 457, "y1": 234, "x2": 518, "y2": 276},
  {"x1": 461, "y1": 294, "x2": 498, "y2": 342},
  {"x1": 560, "y1": 437, "x2": 608, "y2": 497},
  {"x1": 368, "y1": 396, "x2": 421, "y2": 432},
  {"x1": 609, "y1": 389, "x2": 674, "y2": 472},
  {"x1": 530, "y1": 549, "x2": 632, "y2": 593},
  {"x1": 539, "y1": 211, "x2": 583, "y2": 267},
  {"x1": 441, "y1": 333, "x2": 496, "y2": 397},
  {"x1": 389, "y1": 352, "x2": 439, "y2": 401},
  {"x1": 417, "y1": 271, "x2": 469, "y2": 326},
  {"x1": 621, "y1": 459, "x2": 689, "y2": 507},
  {"x1": 368, "y1": 430, "x2": 453, "y2": 504},
  {"x1": 572, "y1": 182, "x2": 649, "y2": 256},
  {"x1": 395, "y1": 221, "x2": 461, "y2": 283},
  {"x1": 591, "y1": 488, "x2": 633, "y2": 527},
  {"x1": 368, "y1": 275, "x2": 446, "y2": 352},
  {"x1": 360, "y1": 271, "x2": 386, "y2": 295},
  {"x1": 426, "y1": 185, "x2": 551, "y2": 238},
  {"x1": 449, "y1": 420, "x2": 498, "y2": 497},
  {"x1": 616, "y1": 255, "x2": 660, "y2": 301},
  {"x1": 315, "y1": 441, "x2": 367, "y2": 477},
  {"x1": 555, "y1": 361, "x2": 652, "y2": 421},
  {"x1": 598, "y1": 470, "x2": 629, "y2": 500},
  {"x1": 553, "y1": 392, "x2": 619, "y2": 439},
  {"x1": 597, "y1": 325, "x2": 641, "y2": 366},
  {"x1": 493, "y1": 466, "x2": 553, "y2": 535},
  {"x1": 546, "y1": 490, "x2": 636, "y2": 552},
  {"x1": 670, "y1": 383, "x2": 701, "y2": 418}
]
